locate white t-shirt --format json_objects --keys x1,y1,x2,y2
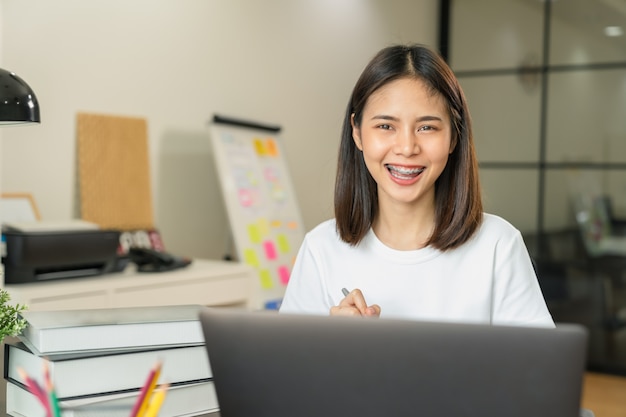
[{"x1": 279, "y1": 213, "x2": 554, "y2": 328}]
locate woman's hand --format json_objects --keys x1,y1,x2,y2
[{"x1": 330, "y1": 288, "x2": 381, "y2": 317}]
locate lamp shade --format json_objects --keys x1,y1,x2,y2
[{"x1": 0, "y1": 68, "x2": 40, "y2": 125}]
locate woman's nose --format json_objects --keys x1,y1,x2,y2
[{"x1": 393, "y1": 130, "x2": 419, "y2": 156}]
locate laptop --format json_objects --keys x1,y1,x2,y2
[{"x1": 199, "y1": 308, "x2": 588, "y2": 417}]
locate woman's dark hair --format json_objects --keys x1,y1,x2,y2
[{"x1": 334, "y1": 44, "x2": 482, "y2": 250}]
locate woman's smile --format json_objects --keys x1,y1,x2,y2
[{"x1": 385, "y1": 164, "x2": 425, "y2": 184}]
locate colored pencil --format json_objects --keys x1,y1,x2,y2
[
  {"x1": 43, "y1": 362, "x2": 62, "y2": 417},
  {"x1": 143, "y1": 384, "x2": 169, "y2": 417},
  {"x1": 130, "y1": 361, "x2": 162, "y2": 417},
  {"x1": 17, "y1": 367, "x2": 52, "y2": 417}
]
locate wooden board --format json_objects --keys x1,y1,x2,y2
[{"x1": 77, "y1": 113, "x2": 154, "y2": 230}]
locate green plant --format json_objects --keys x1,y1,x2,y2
[{"x1": 0, "y1": 288, "x2": 27, "y2": 342}]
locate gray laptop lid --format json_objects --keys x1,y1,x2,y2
[{"x1": 199, "y1": 308, "x2": 588, "y2": 417}]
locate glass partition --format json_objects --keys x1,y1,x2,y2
[
  {"x1": 460, "y1": 75, "x2": 541, "y2": 163},
  {"x1": 547, "y1": 69, "x2": 626, "y2": 164},
  {"x1": 551, "y1": 0, "x2": 626, "y2": 65},
  {"x1": 480, "y1": 170, "x2": 538, "y2": 233},
  {"x1": 448, "y1": 0, "x2": 626, "y2": 375},
  {"x1": 449, "y1": 0, "x2": 543, "y2": 71}
]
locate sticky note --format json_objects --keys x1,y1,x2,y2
[
  {"x1": 243, "y1": 249, "x2": 259, "y2": 268},
  {"x1": 257, "y1": 218, "x2": 270, "y2": 237},
  {"x1": 246, "y1": 171, "x2": 258, "y2": 186},
  {"x1": 263, "y1": 240, "x2": 277, "y2": 260},
  {"x1": 264, "y1": 167, "x2": 278, "y2": 181},
  {"x1": 278, "y1": 266, "x2": 290, "y2": 285},
  {"x1": 238, "y1": 189, "x2": 254, "y2": 207},
  {"x1": 259, "y1": 269, "x2": 274, "y2": 289},
  {"x1": 271, "y1": 184, "x2": 286, "y2": 201},
  {"x1": 253, "y1": 138, "x2": 266, "y2": 155},
  {"x1": 265, "y1": 138, "x2": 279, "y2": 156},
  {"x1": 247, "y1": 224, "x2": 261, "y2": 244},
  {"x1": 277, "y1": 234, "x2": 290, "y2": 253}
]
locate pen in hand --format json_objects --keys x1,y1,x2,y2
[
  {"x1": 338, "y1": 287, "x2": 381, "y2": 317},
  {"x1": 341, "y1": 287, "x2": 363, "y2": 315}
]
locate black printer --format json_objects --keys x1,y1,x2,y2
[{"x1": 2, "y1": 221, "x2": 120, "y2": 284}]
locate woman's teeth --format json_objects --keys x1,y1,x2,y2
[{"x1": 386, "y1": 164, "x2": 424, "y2": 179}]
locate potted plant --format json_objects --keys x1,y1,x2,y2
[{"x1": 0, "y1": 288, "x2": 27, "y2": 343}]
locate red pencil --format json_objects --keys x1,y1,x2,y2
[
  {"x1": 17, "y1": 367, "x2": 52, "y2": 417},
  {"x1": 130, "y1": 361, "x2": 162, "y2": 417}
]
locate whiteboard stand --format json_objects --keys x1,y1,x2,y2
[{"x1": 209, "y1": 115, "x2": 305, "y2": 310}]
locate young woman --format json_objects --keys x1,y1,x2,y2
[{"x1": 279, "y1": 44, "x2": 554, "y2": 328}]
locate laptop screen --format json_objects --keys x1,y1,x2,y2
[{"x1": 199, "y1": 308, "x2": 587, "y2": 417}]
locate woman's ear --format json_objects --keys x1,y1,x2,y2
[{"x1": 351, "y1": 113, "x2": 363, "y2": 151}]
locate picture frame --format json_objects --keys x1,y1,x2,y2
[{"x1": 0, "y1": 193, "x2": 41, "y2": 223}]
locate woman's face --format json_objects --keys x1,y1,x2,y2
[{"x1": 352, "y1": 77, "x2": 453, "y2": 210}]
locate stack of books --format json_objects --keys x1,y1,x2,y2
[{"x1": 4, "y1": 304, "x2": 219, "y2": 417}]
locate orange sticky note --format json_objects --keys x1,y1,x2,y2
[{"x1": 265, "y1": 138, "x2": 279, "y2": 156}]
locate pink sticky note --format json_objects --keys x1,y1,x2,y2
[
  {"x1": 238, "y1": 189, "x2": 254, "y2": 207},
  {"x1": 263, "y1": 240, "x2": 277, "y2": 260},
  {"x1": 278, "y1": 265, "x2": 290, "y2": 285},
  {"x1": 278, "y1": 265, "x2": 291, "y2": 285}
]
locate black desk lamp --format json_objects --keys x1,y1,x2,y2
[{"x1": 0, "y1": 68, "x2": 40, "y2": 125}]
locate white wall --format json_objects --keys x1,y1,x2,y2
[{"x1": 0, "y1": 0, "x2": 438, "y2": 259}]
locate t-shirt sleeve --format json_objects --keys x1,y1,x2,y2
[{"x1": 492, "y1": 230, "x2": 555, "y2": 328}]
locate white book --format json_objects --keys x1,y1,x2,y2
[
  {"x1": 6, "y1": 379, "x2": 219, "y2": 417},
  {"x1": 5, "y1": 341, "x2": 212, "y2": 399},
  {"x1": 18, "y1": 305, "x2": 205, "y2": 355}
]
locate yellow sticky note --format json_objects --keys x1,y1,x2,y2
[
  {"x1": 257, "y1": 218, "x2": 270, "y2": 237},
  {"x1": 259, "y1": 269, "x2": 274, "y2": 289},
  {"x1": 277, "y1": 234, "x2": 290, "y2": 253},
  {"x1": 247, "y1": 224, "x2": 261, "y2": 244},
  {"x1": 253, "y1": 138, "x2": 266, "y2": 155},
  {"x1": 243, "y1": 249, "x2": 259, "y2": 268}
]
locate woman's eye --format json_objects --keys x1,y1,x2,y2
[
  {"x1": 418, "y1": 125, "x2": 435, "y2": 132},
  {"x1": 378, "y1": 124, "x2": 392, "y2": 130}
]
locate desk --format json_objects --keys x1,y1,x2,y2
[
  {"x1": 4, "y1": 258, "x2": 257, "y2": 311},
  {"x1": 581, "y1": 372, "x2": 626, "y2": 417}
]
